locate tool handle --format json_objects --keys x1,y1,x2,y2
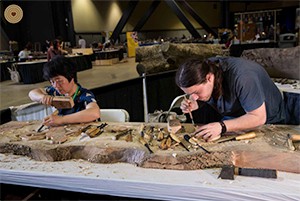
[
  {"x1": 170, "y1": 133, "x2": 181, "y2": 143},
  {"x1": 289, "y1": 134, "x2": 300, "y2": 141},
  {"x1": 52, "y1": 110, "x2": 59, "y2": 115},
  {"x1": 139, "y1": 137, "x2": 153, "y2": 153},
  {"x1": 139, "y1": 137, "x2": 147, "y2": 145},
  {"x1": 235, "y1": 132, "x2": 256, "y2": 141},
  {"x1": 184, "y1": 96, "x2": 194, "y2": 124}
]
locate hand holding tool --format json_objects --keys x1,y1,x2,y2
[
  {"x1": 184, "y1": 134, "x2": 210, "y2": 153},
  {"x1": 184, "y1": 95, "x2": 195, "y2": 125},
  {"x1": 36, "y1": 110, "x2": 59, "y2": 132},
  {"x1": 36, "y1": 96, "x2": 75, "y2": 133},
  {"x1": 216, "y1": 132, "x2": 256, "y2": 143},
  {"x1": 51, "y1": 96, "x2": 74, "y2": 109},
  {"x1": 218, "y1": 165, "x2": 277, "y2": 180}
]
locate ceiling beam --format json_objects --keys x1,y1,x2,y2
[
  {"x1": 110, "y1": 0, "x2": 139, "y2": 43},
  {"x1": 178, "y1": 0, "x2": 218, "y2": 38},
  {"x1": 164, "y1": 0, "x2": 201, "y2": 39},
  {"x1": 133, "y1": 0, "x2": 161, "y2": 31}
]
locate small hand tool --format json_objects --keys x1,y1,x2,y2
[
  {"x1": 183, "y1": 134, "x2": 210, "y2": 153},
  {"x1": 112, "y1": 129, "x2": 132, "y2": 140},
  {"x1": 184, "y1": 95, "x2": 195, "y2": 125},
  {"x1": 286, "y1": 133, "x2": 300, "y2": 151},
  {"x1": 36, "y1": 110, "x2": 59, "y2": 132},
  {"x1": 87, "y1": 123, "x2": 108, "y2": 137},
  {"x1": 170, "y1": 133, "x2": 190, "y2": 152},
  {"x1": 79, "y1": 123, "x2": 108, "y2": 140},
  {"x1": 139, "y1": 131, "x2": 153, "y2": 154},
  {"x1": 218, "y1": 165, "x2": 277, "y2": 180},
  {"x1": 167, "y1": 118, "x2": 189, "y2": 151},
  {"x1": 216, "y1": 132, "x2": 256, "y2": 143}
]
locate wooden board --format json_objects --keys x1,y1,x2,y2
[{"x1": 0, "y1": 121, "x2": 299, "y2": 173}]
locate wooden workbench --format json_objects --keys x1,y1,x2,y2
[{"x1": 0, "y1": 121, "x2": 299, "y2": 173}]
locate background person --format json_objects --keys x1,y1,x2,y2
[
  {"x1": 78, "y1": 35, "x2": 86, "y2": 48},
  {"x1": 29, "y1": 55, "x2": 101, "y2": 127},
  {"x1": 47, "y1": 39, "x2": 63, "y2": 61},
  {"x1": 176, "y1": 57, "x2": 285, "y2": 141},
  {"x1": 18, "y1": 45, "x2": 31, "y2": 62}
]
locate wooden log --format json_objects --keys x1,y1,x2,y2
[
  {"x1": 161, "y1": 42, "x2": 226, "y2": 66},
  {"x1": 135, "y1": 42, "x2": 227, "y2": 75},
  {"x1": 241, "y1": 46, "x2": 300, "y2": 80}
]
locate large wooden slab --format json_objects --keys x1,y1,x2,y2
[{"x1": 0, "y1": 121, "x2": 299, "y2": 173}]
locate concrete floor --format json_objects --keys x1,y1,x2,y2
[{"x1": 0, "y1": 57, "x2": 139, "y2": 110}]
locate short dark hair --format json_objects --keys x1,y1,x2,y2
[{"x1": 43, "y1": 55, "x2": 77, "y2": 83}]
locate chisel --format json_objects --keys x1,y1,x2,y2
[
  {"x1": 170, "y1": 133, "x2": 190, "y2": 152},
  {"x1": 183, "y1": 134, "x2": 210, "y2": 153},
  {"x1": 36, "y1": 110, "x2": 59, "y2": 132},
  {"x1": 216, "y1": 132, "x2": 256, "y2": 143},
  {"x1": 140, "y1": 131, "x2": 153, "y2": 154},
  {"x1": 219, "y1": 165, "x2": 277, "y2": 180}
]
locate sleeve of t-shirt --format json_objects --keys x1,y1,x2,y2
[
  {"x1": 80, "y1": 91, "x2": 97, "y2": 107},
  {"x1": 45, "y1": 86, "x2": 58, "y2": 96},
  {"x1": 235, "y1": 73, "x2": 265, "y2": 113}
]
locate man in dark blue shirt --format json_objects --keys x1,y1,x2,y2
[{"x1": 176, "y1": 57, "x2": 285, "y2": 141}]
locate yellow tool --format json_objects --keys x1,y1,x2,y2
[{"x1": 216, "y1": 132, "x2": 256, "y2": 143}]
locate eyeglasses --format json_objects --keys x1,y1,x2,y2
[{"x1": 50, "y1": 78, "x2": 64, "y2": 86}]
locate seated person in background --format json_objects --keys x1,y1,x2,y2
[
  {"x1": 176, "y1": 57, "x2": 285, "y2": 142},
  {"x1": 47, "y1": 39, "x2": 64, "y2": 61},
  {"x1": 18, "y1": 45, "x2": 31, "y2": 61},
  {"x1": 29, "y1": 55, "x2": 101, "y2": 127}
]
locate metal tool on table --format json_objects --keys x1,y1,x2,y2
[
  {"x1": 216, "y1": 132, "x2": 256, "y2": 143},
  {"x1": 79, "y1": 123, "x2": 108, "y2": 140},
  {"x1": 218, "y1": 165, "x2": 277, "y2": 180},
  {"x1": 183, "y1": 134, "x2": 210, "y2": 153},
  {"x1": 170, "y1": 133, "x2": 190, "y2": 152},
  {"x1": 139, "y1": 131, "x2": 153, "y2": 154},
  {"x1": 167, "y1": 118, "x2": 189, "y2": 152},
  {"x1": 286, "y1": 133, "x2": 300, "y2": 151}
]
